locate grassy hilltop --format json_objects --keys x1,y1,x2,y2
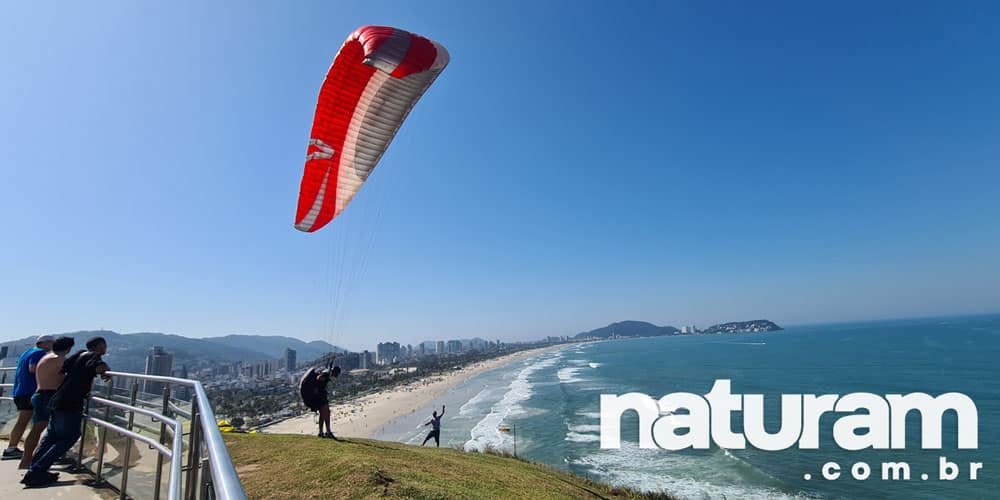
[{"x1": 225, "y1": 434, "x2": 672, "y2": 499}]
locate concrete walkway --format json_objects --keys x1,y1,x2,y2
[{"x1": 0, "y1": 455, "x2": 113, "y2": 499}]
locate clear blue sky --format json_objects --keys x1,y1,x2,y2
[{"x1": 2, "y1": 1, "x2": 998, "y2": 350}]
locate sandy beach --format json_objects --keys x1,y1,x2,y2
[{"x1": 262, "y1": 345, "x2": 564, "y2": 438}]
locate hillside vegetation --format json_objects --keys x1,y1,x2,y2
[{"x1": 225, "y1": 433, "x2": 672, "y2": 499}]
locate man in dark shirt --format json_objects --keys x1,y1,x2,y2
[
  {"x1": 299, "y1": 362, "x2": 340, "y2": 439},
  {"x1": 421, "y1": 405, "x2": 446, "y2": 447},
  {"x1": 22, "y1": 336, "x2": 110, "y2": 487}
]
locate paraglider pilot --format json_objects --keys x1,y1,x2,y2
[{"x1": 299, "y1": 361, "x2": 341, "y2": 439}]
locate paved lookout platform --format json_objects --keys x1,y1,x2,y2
[{"x1": 0, "y1": 455, "x2": 114, "y2": 499}]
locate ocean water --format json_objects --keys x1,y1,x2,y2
[{"x1": 376, "y1": 315, "x2": 1000, "y2": 499}]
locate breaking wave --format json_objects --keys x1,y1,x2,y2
[{"x1": 463, "y1": 353, "x2": 561, "y2": 453}]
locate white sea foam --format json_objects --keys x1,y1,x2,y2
[
  {"x1": 570, "y1": 443, "x2": 810, "y2": 500},
  {"x1": 565, "y1": 432, "x2": 600, "y2": 443},
  {"x1": 576, "y1": 411, "x2": 600, "y2": 419},
  {"x1": 567, "y1": 424, "x2": 600, "y2": 433},
  {"x1": 464, "y1": 354, "x2": 561, "y2": 453},
  {"x1": 557, "y1": 367, "x2": 584, "y2": 383},
  {"x1": 458, "y1": 387, "x2": 493, "y2": 416},
  {"x1": 588, "y1": 362, "x2": 602, "y2": 368}
]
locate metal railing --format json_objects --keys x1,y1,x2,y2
[
  {"x1": 0, "y1": 367, "x2": 246, "y2": 500},
  {"x1": 0, "y1": 366, "x2": 13, "y2": 404}
]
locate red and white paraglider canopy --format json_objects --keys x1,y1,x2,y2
[{"x1": 294, "y1": 26, "x2": 449, "y2": 233}]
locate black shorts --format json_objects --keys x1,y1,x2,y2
[
  {"x1": 14, "y1": 396, "x2": 33, "y2": 411},
  {"x1": 305, "y1": 398, "x2": 328, "y2": 412}
]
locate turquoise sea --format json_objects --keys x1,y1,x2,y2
[{"x1": 376, "y1": 315, "x2": 1000, "y2": 499}]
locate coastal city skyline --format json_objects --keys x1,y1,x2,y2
[
  {"x1": 0, "y1": 315, "x2": 795, "y2": 352},
  {"x1": 2, "y1": 2, "x2": 998, "y2": 347},
  {"x1": 0, "y1": 319, "x2": 768, "y2": 432},
  {"x1": 0, "y1": 318, "x2": 774, "y2": 370}
]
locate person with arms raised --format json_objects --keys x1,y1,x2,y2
[{"x1": 421, "y1": 405, "x2": 446, "y2": 447}]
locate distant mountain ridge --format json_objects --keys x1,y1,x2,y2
[
  {"x1": 203, "y1": 335, "x2": 343, "y2": 362},
  {"x1": 0, "y1": 331, "x2": 343, "y2": 373},
  {"x1": 573, "y1": 321, "x2": 680, "y2": 340}
]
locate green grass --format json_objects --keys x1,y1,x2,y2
[{"x1": 225, "y1": 433, "x2": 674, "y2": 499}]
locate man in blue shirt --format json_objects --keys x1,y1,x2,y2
[{"x1": 2, "y1": 335, "x2": 55, "y2": 459}]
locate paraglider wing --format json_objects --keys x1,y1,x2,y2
[{"x1": 294, "y1": 26, "x2": 450, "y2": 232}]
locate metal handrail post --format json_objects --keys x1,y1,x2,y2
[
  {"x1": 167, "y1": 419, "x2": 185, "y2": 500},
  {"x1": 95, "y1": 383, "x2": 114, "y2": 483},
  {"x1": 200, "y1": 457, "x2": 211, "y2": 500},
  {"x1": 185, "y1": 397, "x2": 201, "y2": 500},
  {"x1": 119, "y1": 381, "x2": 139, "y2": 499},
  {"x1": 154, "y1": 385, "x2": 170, "y2": 500},
  {"x1": 77, "y1": 396, "x2": 91, "y2": 467}
]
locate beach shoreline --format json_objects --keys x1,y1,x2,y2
[{"x1": 261, "y1": 344, "x2": 566, "y2": 438}]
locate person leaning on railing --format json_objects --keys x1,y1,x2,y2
[
  {"x1": 2, "y1": 335, "x2": 55, "y2": 460},
  {"x1": 18, "y1": 336, "x2": 76, "y2": 469},
  {"x1": 21, "y1": 336, "x2": 111, "y2": 488}
]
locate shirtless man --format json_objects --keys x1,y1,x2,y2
[
  {"x1": 18, "y1": 336, "x2": 75, "y2": 469},
  {"x1": 421, "y1": 405, "x2": 446, "y2": 447}
]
